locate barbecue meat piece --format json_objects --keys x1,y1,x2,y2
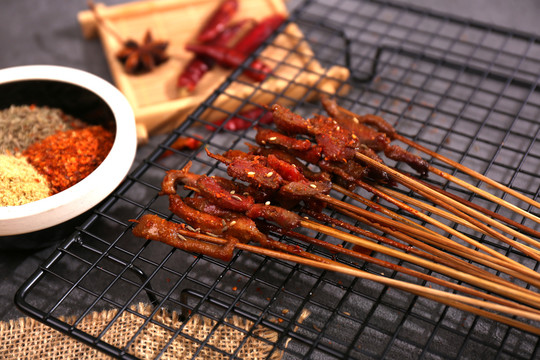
[
  {"x1": 321, "y1": 95, "x2": 397, "y2": 138},
  {"x1": 321, "y1": 96, "x2": 429, "y2": 175},
  {"x1": 271, "y1": 105, "x2": 360, "y2": 163},
  {"x1": 255, "y1": 127, "x2": 312, "y2": 152},
  {"x1": 254, "y1": 122, "x2": 391, "y2": 184},
  {"x1": 161, "y1": 162, "x2": 266, "y2": 207},
  {"x1": 132, "y1": 214, "x2": 236, "y2": 261},
  {"x1": 286, "y1": 145, "x2": 323, "y2": 165},
  {"x1": 278, "y1": 180, "x2": 332, "y2": 200},
  {"x1": 319, "y1": 155, "x2": 393, "y2": 186},
  {"x1": 161, "y1": 162, "x2": 200, "y2": 195},
  {"x1": 358, "y1": 114, "x2": 397, "y2": 139},
  {"x1": 185, "y1": 196, "x2": 238, "y2": 219},
  {"x1": 248, "y1": 145, "x2": 331, "y2": 182},
  {"x1": 384, "y1": 145, "x2": 429, "y2": 177},
  {"x1": 271, "y1": 103, "x2": 310, "y2": 135},
  {"x1": 169, "y1": 194, "x2": 226, "y2": 235},
  {"x1": 318, "y1": 159, "x2": 364, "y2": 186},
  {"x1": 266, "y1": 154, "x2": 306, "y2": 182},
  {"x1": 309, "y1": 115, "x2": 359, "y2": 162},
  {"x1": 209, "y1": 174, "x2": 272, "y2": 203},
  {"x1": 221, "y1": 149, "x2": 255, "y2": 160},
  {"x1": 195, "y1": 175, "x2": 255, "y2": 212},
  {"x1": 185, "y1": 196, "x2": 273, "y2": 246},
  {"x1": 184, "y1": 195, "x2": 325, "y2": 259},
  {"x1": 348, "y1": 124, "x2": 390, "y2": 153},
  {"x1": 253, "y1": 129, "x2": 323, "y2": 165},
  {"x1": 356, "y1": 147, "x2": 394, "y2": 184},
  {"x1": 272, "y1": 99, "x2": 429, "y2": 176},
  {"x1": 245, "y1": 203, "x2": 302, "y2": 230},
  {"x1": 227, "y1": 158, "x2": 284, "y2": 190},
  {"x1": 207, "y1": 149, "x2": 285, "y2": 190}
]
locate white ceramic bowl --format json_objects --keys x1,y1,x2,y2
[{"x1": 0, "y1": 65, "x2": 136, "y2": 237}]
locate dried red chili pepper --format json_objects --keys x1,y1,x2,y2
[
  {"x1": 23, "y1": 125, "x2": 114, "y2": 194},
  {"x1": 177, "y1": 20, "x2": 249, "y2": 95},
  {"x1": 197, "y1": 0, "x2": 238, "y2": 43},
  {"x1": 159, "y1": 136, "x2": 203, "y2": 159},
  {"x1": 234, "y1": 14, "x2": 286, "y2": 54},
  {"x1": 185, "y1": 44, "x2": 271, "y2": 82},
  {"x1": 206, "y1": 107, "x2": 272, "y2": 132},
  {"x1": 177, "y1": 58, "x2": 211, "y2": 96}
]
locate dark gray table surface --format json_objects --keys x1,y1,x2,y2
[{"x1": 0, "y1": 0, "x2": 539, "y2": 348}]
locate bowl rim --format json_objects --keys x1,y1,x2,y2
[{"x1": 0, "y1": 65, "x2": 137, "y2": 236}]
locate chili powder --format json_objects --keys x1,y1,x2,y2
[{"x1": 23, "y1": 125, "x2": 114, "y2": 194}]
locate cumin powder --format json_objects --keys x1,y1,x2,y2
[
  {"x1": 0, "y1": 105, "x2": 78, "y2": 154},
  {"x1": 0, "y1": 154, "x2": 51, "y2": 206}
]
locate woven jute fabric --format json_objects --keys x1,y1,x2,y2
[{"x1": 0, "y1": 303, "x2": 282, "y2": 360}]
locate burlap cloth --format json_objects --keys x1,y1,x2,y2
[{"x1": 0, "y1": 303, "x2": 283, "y2": 359}]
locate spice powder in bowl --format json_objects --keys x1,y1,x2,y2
[
  {"x1": 0, "y1": 105, "x2": 115, "y2": 206},
  {"x1": 0, "y1": 65, "x2": 136, "y2": 238}
]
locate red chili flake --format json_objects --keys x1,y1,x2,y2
[
  {"x1": 232, "y1": 286, "x2": 238, "y2": 291},
  {"x1": 23, "y1": 125, "x2": 114, "y2": 194},
  {"x1": 159, "y1": 136, "x2": 202, "y2": 159},
  {"x1": 206, "y1": 108, "x2": 272, "y2": 132}
]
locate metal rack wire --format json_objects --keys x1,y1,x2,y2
[{"x1": 15, "y1": 0, "x2": 540, "y2": 359}]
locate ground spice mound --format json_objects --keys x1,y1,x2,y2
[
  {"x1": 23, "y1": 125, "x2": 115, "y2": 194},
  {"x1": 0, "y1": 154, "x2": 52, "y2": 206},
  {"x1": 0, "y1": 104, "x2": 81, "y2": 154}
]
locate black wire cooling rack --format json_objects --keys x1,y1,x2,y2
[{"x1": 15, "y1": 0, "x2": 540, "y2": 359}]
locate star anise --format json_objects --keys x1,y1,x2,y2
[{"x1": 116, "y1": 30, "x2": 169, "y2": 74}]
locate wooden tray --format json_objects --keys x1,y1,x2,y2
[{"x1": 78, "y1": 0, "x2": 350, "y2": 143}]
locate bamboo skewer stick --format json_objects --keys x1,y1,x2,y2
[
  {"x1": 375, "y1": 185, "x2": 502, "y2": 237},
  {"x1": 368, "y1": 186, "x2": 540, "y2": 279},
  {"x1": 409, "y1": 181, "x2": 540, "y2": 259},
  {"x1": 356, "y1": 151, "x2": 540, "y2": 260},
  {"x1": 401, "y1": 172, "x2": 540, "y2": 239},
  {"x1": 332, "y1": 204, "x2": 540, "y2": 290},
  {"x1": 326, "y1": 186, "x2": 504, "y2": 279},
  {"x1": 318, "y1": 180, "x2": 539, "y2": 280},
  {"x1": 167, "y1": 227, "x2": 540, "y2": 333},
  {"x1": 329, "y1": 185, "x2": 511, "y2": 277},
  {"x1": 355, "y1": 151, "x2": 540, "y2": 260},
  {"x1": 332, "y1": 183, "x2": 437, "y2": 237},
  {"x1": 322, "y1": 203, "x2": 523, "y2": 287},
  {"x1": 336, "y1": 104, "x2": 540, "y2": 214},
  {"x1": 403, "y1": 286, "x2": 540, "y2": 336},
  {"x1": 397, "y1": 133, "x2": 540, "y2": 213},
  {"x1": 332, "y1": 176, "x2": 521, "y2": 266},
  {"x1": 329, "y1": 184, "x2": 494, "y2": 267},
  {"x1": 301, "y1": 207, "x2": 450, "y2": 266},
  {"x1": 261, "y1": 222, "x2": 540, "y2": 316},
  {"x1": 320, "y1": 184, "x2": 540, "y2": 286},
  {"x1": 300, "y1": 219, "x2": 540, "y2": 309},
  {"x1": 301, "y1": 206, "x2": 497, "y2": 283},
  {"x1": 156, "y1": 226, "x2": 540, "y2": 334},
  {"x1": 398, "y1": 174, "x2": 540, "y2": 252}
]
